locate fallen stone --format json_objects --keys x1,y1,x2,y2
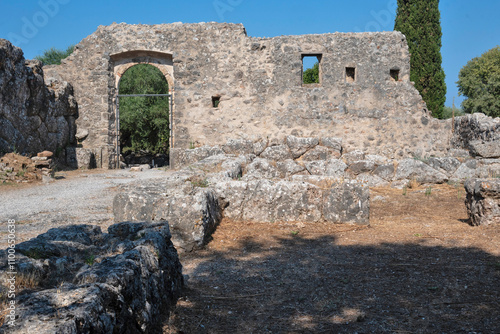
[
  {"x1": 130, "y1": 166, "x2": 143, "y2": 172},
  {"x1": 394, "y1": 159, "x2": 448, "y2": 184},
  {"x1": 464, "y1": 178, "x2": 500, "y2": 226},
  {"x1": 113, "y1": 182, "x2": 222, "y2": 252}
]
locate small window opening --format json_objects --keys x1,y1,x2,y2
[
  {"x1": 346, "y1": 67, "x2": 356, "y2": 83},
  {"x1": 302, "y1": 54, "x2": 321, "y2": 85},
  {"x1": 212, "y1": 96, "x2": 221, "y2": 108},
  {"x1": 390, "y1": 69, "x2": 400, "y2": 81}
]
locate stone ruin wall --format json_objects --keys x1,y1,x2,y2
[
  {"x1": 0, "y1": 39, "x2": 77, "y2": 157},
  {"x1": 44, "y1": 22, "x2": 454, "y2": 168}
]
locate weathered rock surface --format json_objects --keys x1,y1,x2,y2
[
  {"x1": 394, "y1": 159, "x2": 448, "y2": 184},
  {"x1": 452, "y1": 113, "x2": 500, "y2": 157},
  {"x1": 0, "y1": 39, "x2": 77, "y2": 156},
  {"x1": 217, "y1": 178, "x2": 369, "y2": 225},
  {"x1": 114, "y1": 178, "x2": 222, "y2": 252},
  {"x1": 171, "y1": 146, "x2": 224, "y2": 169},
  {"x1": 464, "y1": 179, "x2": 500, "y2": 226},
  {"x1": 0, "y1": 222, "x2": 183, "y2": 333},
  {"x1": 286, "y1": 135, "x2": 319, "y2": 159}
]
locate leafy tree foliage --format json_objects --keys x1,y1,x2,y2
[
  {"x1": 303, "y1": 62, "x2": 319, "y2": 84},
  {"x1": 442, "y1": 105, "x2": 465, "y2": 119},
  {"x1": 394, "y1": 0, "x2": 446, "y2": 118},
  {"x1": 119, "y1": 64, "x2": 170, "y2": 154},
  {"x1": 35, "y1": 45, "x2": 74, "y2": 65},
  {"x1": 457, "y1": 46, "x2": 500, "y2": 118}
]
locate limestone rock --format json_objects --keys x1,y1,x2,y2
[
  {"x1": 0, "y1": 39, "x2": 77, "y2": 155},
  {"x1": 300, "y1": 145, "x2": 337, "y2": 161},
  {"x1": 323, "y1": 182, "x2": 370, "y2": 224},
  {"x1": 243, "y1": 158, "x2": 281, "y2": 180},
  {"x1": 469, "y1": 140, "x2": 500, "y2": 158},
  {"x1": 114, "y1": 183, "x2": 222, "y2": 252},
  {"x1": 285, "y1": 135, "x2": 319, "y2": 158},
  {"x1": 0, "y1": 222, "x2": 183, "y2": 333},
  {"x1": 170, "y1": 146, "x2": 225, "y2": 169},
  {"x1": 259, "y1": 145, "x2": 292, "y2": 161},
  {"x1": 343, "y1": 150, "x2": 366, "y2": 165},
  {"x1": 464, "y1": 179, "x2": 500, "y2": 226},
  {"x1": 320, "y1": 137, "x2": 343, "y2": 155},
  {"x1": 372, "y1": 164, "x2": 395, "y2": 181},
  {"x1": 427, "y1": 157, "x2": 461, "y2": 174},
  {"x1": 394, "y1": 159, "x2": 448, "y2": 184},
  {"x1": 222, "y1": 138, "x2": 254, "y2": 155},
  {"x1": 347, "y1": 160, "x2": 376, "y2": 175}
]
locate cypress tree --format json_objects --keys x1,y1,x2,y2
[{"x1": 394, "y1": 0, "x2": 446, "y2": 118}]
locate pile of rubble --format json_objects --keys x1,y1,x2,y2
[{"x1": 0, "y1": 151, "x2": 55, "y2": 183}]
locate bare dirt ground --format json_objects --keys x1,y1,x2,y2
[{"x1": 165, "y1": 184, "x2": 500, "y2": 334}]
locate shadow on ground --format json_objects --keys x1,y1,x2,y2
[{"x1": 167, "y1": 234, "x2": 500, "y2": 333}]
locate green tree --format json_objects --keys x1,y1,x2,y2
[
  {"x1": 35, "y1": 45, "x2": 74, "y2": 65},
  {"x1": 303, "y1": 62, "x2": 319, "y2": 84},
  {"x1": 457, "y1": 46, "x2": 500, "y2": 118},
  {"x1": 394, "y1": 0, "x2": 446, "y2": 118},
  {"x1": 119, "y1": 64, "x2": 170, "y2": 154}
]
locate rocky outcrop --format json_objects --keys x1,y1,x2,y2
[
  {"x1": 0, "y1": 39, "x2": 78, "y2": 156},
  {"x1": 464, "y1": 179, "x2": 500, "y2": 226},
  {"x1": 0, "y1": 222, "x2": 183, "y2": 333}
]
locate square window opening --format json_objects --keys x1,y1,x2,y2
[
  {"x1": 302, "y1": 55, "x2": 321, "y2": 85},
  {"x1": 212, "y1": 96, "x2": 221, "y2": 108},
  {"x1": 346, "y1": 67, "x2": 356, "y2": 83},
  {"x1": 390, "y1": 69, "x2": 400, "y2": 81}
]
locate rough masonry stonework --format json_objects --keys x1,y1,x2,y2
[
  {"x1": 0, "y1": 39, "x2": 77, "y2": 157},
  {"x1": 43, "y1": 22, "x2": 454, "y2": 168}
]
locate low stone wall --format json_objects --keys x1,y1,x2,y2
[
  {"x1": 0, "y1": 222, "x2": 183, "y2": 333},
  {"x1": 0, "y1": 39, "x2": 78, "y2": 157},
  {"x1": 114, "y1": 152, "x2": 370, "y2": 253},
  {"x1": 172, "y1": 135, "x2": 500, "y2": 187},
  {"x1": 464, "y1": 179, "x2": 500, "y2": 226}
]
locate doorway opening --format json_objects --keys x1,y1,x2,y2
[{"x1": 117, "y1": 64, "x2": 171, "y2": 168}]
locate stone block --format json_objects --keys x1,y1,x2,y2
[
  {"x1": 285, "y1": 135, "x2": 319, "y2": 158},
  {"x1": 1, "y1": 222, "x2": 183, "y2": 333},
  {"x1": 464, "y1": 178, "x2": 500, "y2": 226}
]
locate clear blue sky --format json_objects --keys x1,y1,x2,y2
[{"x1": 1, "y1": 0, "x2": 499, "y2": 107}]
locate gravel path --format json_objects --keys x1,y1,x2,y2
[{"x1": 0, "y1": 168, "x2": 170, "y2": 248}]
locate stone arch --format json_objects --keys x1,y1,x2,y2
[{"x1": 110, "y1": 50, "x2": 175, "y2": 167}]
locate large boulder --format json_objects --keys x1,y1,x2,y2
[
  {"x1": 0, "y1": 222, "x2": 183, "y2": 333},
  {"x1": 464, "y1": 179, "x2": 500, "y2": 226}
]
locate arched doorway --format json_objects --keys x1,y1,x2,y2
[{"x1": 117, "y1": 64, "x2": 171, "y2": 168}]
